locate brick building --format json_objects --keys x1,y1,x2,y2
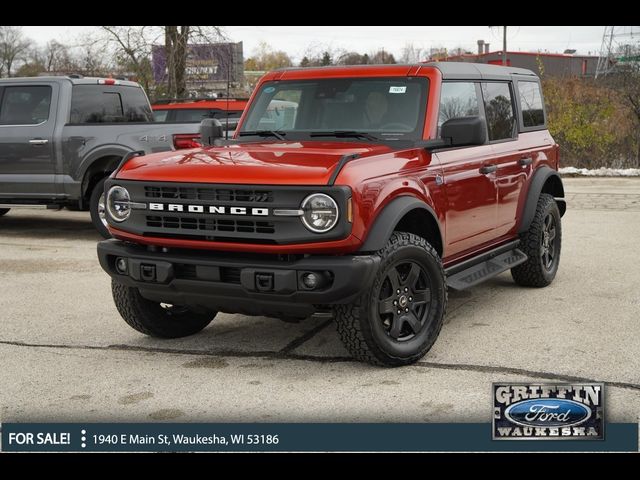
[{"x1": 435, "y1": 40, "x2": 599, "y2": 77}]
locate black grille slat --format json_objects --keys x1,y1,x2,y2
[
  {"x1": 220, "y1": 267, "x2": 241, "y2": 284},
  {"x1": 145, "y1": 216, "x2": 276, "y2": 234},
  {"x1": 144, "y1": 186, "x2": 273, "y2": 203},
  {"x1": 174, "y1": 264, "x2": 198, "y2": 280}
]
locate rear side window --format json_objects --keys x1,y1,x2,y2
[
  {"x1": 481, "y1": 82, "x2": 516, "y2": 141},
  {"x1": 153, "y1": 110, "x2": 169, "y2": 122},
  {"x1": 70, "y1": 85, "x2": 153, "y2": 123},
  {"x1": 438, "y1": 82, "x2": 479, "y2": 128},
  {"x1": 0, "y1": 85, "x2": 52, "y2": 125},
  {"x1": 517, "y1": 81, "x2": 545, "y2": 128},
  {"x1": 172, "y1": 109, "x2": 243, "y2": 122}
]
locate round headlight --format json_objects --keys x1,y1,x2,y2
[
  {"x1": 106, "y1": 186, "x2": 131, "y2": 222},
  {"x1": 301, "y1": 193, "x2": 339, "y2": 233}
]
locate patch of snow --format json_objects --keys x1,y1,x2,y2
[{"x1": 559, "y1": 167, "x2": 640, "y2": 177}]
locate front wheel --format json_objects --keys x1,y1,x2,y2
[
  {"x1": 0, "y1": 208, "x2": 10, "y2": 217},
  {"x1": 334, "y1": 232, "x2": 447, "y2": 367},
  {"x1": 89, "y1": 177, "x2": 111, "y2": 238},
  {"x1": 511, "y1": 193, "x2": 562, "y2": 287},
  {"x1": 112, "y1": 280, "x2": 217, "y2": 338}
]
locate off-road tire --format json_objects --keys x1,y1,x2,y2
[
  {"x1": 112, "y1": 280, "x2": 216, "y2": 338},
  {"x1": 511, "y1": 193, "x2": 562, "y2": 287},
  {"x1": 0, "y1": 208, "x2": 9, "y2": 217},
  {"x1": 89, "y1": 177, "x2": 111, "y2": 238},
  {"x1": 334, "y1": 232, "x2": 447, "y2": 367}
]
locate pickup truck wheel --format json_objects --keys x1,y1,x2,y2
[
  {"x1": 89, "y1": 177, "x2": 111, "y2": 238},
  {"x1": 0, "y1": 208, "x2": 9, "y2": 217},
  {"x1": 112, "y1": 280, "x2": 216, "y2": 338},
  {"x1": 334, "y1": 232, "x2": 447, "y2": 367},
  {"x1": 511, "y1": 193, "x2": 562, "y2": 287}
]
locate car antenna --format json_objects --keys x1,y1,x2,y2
[{"x1": 225, "y1": 51, "x2": 231, "y2": 140}]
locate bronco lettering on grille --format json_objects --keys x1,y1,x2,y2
[{"x1": 148, "y1": 203, "x2": 269, "y2": 216}]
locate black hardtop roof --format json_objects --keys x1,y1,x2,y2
[{"x1": 424, "y1": 61, "x2": 537, "y2": 80}]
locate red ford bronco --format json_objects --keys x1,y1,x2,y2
[{"x1": 97, "y1": 63, "x2": 566, "y2": 366}]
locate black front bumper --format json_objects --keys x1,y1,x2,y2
[{"x1": 97, "y1": 240, "x2": 379, "y2": 318}]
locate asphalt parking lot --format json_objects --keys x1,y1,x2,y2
[{"x1": 1, "y1": 177, "x2": 639, "y2": 423}]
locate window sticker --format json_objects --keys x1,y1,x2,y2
[
  {"x1": 264, "y1": 86, "x2": 276, "y2": 93},
  {"x1": 389, "y1": 86, "x2": 407, "y2": 94}
]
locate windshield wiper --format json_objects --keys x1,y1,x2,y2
[
  {"x1": 238, "y1": 130, "x2": 287, "y2": 140},
  {"x1": 310, "y1": 130, "x2": 380, "y2": 141}
]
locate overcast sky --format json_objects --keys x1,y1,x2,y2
[{"x1": 21, "y1": 26, "x2": 608, "y2": 61}]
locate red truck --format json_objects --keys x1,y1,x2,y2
[
  {"x1": 152, "y1": 98, "x2": 248, "y2": 148},
  {"x1": 98, "y1": 63, "x2": 566, "y2": 366}
]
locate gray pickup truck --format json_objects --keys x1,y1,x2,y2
[{"x1": 0, "y1": 75, "x2": 200, "y2": 237}]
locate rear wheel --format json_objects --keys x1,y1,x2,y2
[
  {"x1": 0, "y1": 208, "x2": 9, "y2": 217},
  {"x1": 334, "y1": 232, "x2": 447, "y2": 367},
  {"x1": 511, "y1": 193, "x2": 562, "y2": 287},
  {"x1": 89, "y1": 177, "x2": 111, "y2": 238},
  {"x1": 112, "y1": 280, "x2": 216, "y2": 338}
]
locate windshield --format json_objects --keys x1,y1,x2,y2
[{"x1": 239, "y1": 77, "x2": 429, "y2": 142}]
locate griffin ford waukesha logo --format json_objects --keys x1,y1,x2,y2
[
  {"x1": 493, "y1": 383, "x2": 604, "y2": 440},
  {"x1": 148, "y1": 203, "x2": 269, "y2": 216}
]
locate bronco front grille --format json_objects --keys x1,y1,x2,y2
[
  {"x1": 144, "y1": 186, "x2": 273, "y2": 203},
  {"x1": 146, "y1": 215, "x2": 276, "y2": 234}
]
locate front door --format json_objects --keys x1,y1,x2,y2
[
  {"x1": 435, "y1": 81, "x2": 498, "y2": 258},
  {"x1": 0, "y1": 83, "x2": 57, "y2": 197}
]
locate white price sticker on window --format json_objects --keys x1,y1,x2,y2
[{"x1": 389, "y1": 86, "x2": 407, "y2": 94}]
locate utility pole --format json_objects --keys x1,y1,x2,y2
[
  {"x1": 502, "y1": 25, "x2": 507, "y2": 65},
  {"x1": 489, "y1": 26, "x2": 508, "y2": 65}
]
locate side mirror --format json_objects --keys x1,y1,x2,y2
[
  {"x1": 441, "y1": 116, "x2": 486, "y2": 147},
  {"x1": 199, "y1": 118, "x2": 224, "y2": 146}
]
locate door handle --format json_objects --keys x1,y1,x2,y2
[
  {"x1": 519, "y1": 157, "x2": 533, "y2": 166},
  {"x1": 479, "y1": 165, "x2": 497, "y2": 174},
  {"x1": 29, "y1": 139, "x2": 49, "y2": 145}
]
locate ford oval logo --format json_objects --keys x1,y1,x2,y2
[{"x1": 504, "y1": 399, "x2": 591, "y2": 428}]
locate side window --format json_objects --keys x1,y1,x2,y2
[
  {"x1": 0, "y1": 86, "x2": 52, "y2": 125},
  {"x1": 481, "y1": 82, "x2": 516, "y2": 141},
  {"x1": 438, "y1": 82, "x2": 479, "y2": 128},
  {"x1": 71, "y1": 86, "x2": 123, "y2": 123},
  {"x1": 153, "y1": 110, "x2": 169, "y2": 122},
  {"x1": 517, "y1": 81, "x2": 545, "y2": 128},
  {"x1": 173, "y1": 109, "x2": 210, "y2": 122},
  {"x1": 255, "y1": 90, "x2": 301, "y2": 131},
  {"x1": 70, "y1": 85, "x2": 153, "y2": 123}
]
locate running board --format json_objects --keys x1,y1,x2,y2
[
  {"x1": 0, "y1": 204, "x2": 60, "y2": 210},
  {"x1": 445, "y1": 245, "x2": 528, "y2": 291}
]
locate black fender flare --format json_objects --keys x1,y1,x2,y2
[
  {"x1": 518, "y1": 166, "x2": 565, "y2": 234},
  {"x1": 358, "y1": 196, "x2": 442, "y2": 252}
]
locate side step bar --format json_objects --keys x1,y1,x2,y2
[
  {"x1": 0, "y1": 204, "x2": 61, "y2": 210},
  {"x1": 445, "y1": 241, "x2": 528, "y2": 290}
]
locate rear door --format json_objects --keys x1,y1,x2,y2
[
  {"x1": 0, "y1": 82, "x2": 58, "y2": 196},
  {"x1": 479, "y1": 81, "x2": 525, "y2": 238}
]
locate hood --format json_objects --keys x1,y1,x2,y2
[{"x1": 116, "y1": 141, "x2": 392, "y2": 185}]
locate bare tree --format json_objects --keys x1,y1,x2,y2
[
  {"x1": 164, "y1": 26, "x2": 224, "y2": 98},
  {"x1": 369, "y1": 49, "x2": 396, "y2": 64},
  {"x1": 399, "y1": 43, "x2": 425, "y2": 64},
  {"x1": 100, "y1": 26, "x2": 156, "y2": 91},
  {"x1": 0, "y1": 26, "x2": 32, "y2": 77},
  {"x1": 43, "y1": 40, "x2": 69, "y2": 72},
  {"x1": 615, "y1": 65, "x2": 640, "y2": 167},
  {"x1": 336, "y1": 52, "x2": 368, "y2": 65}
]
